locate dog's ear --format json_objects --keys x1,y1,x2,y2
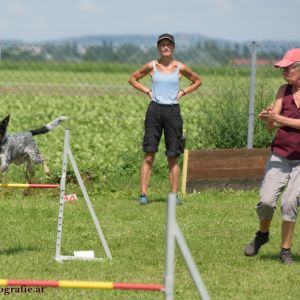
[{"x1": 0, "y1": 115, "x2": 10, "y2": 135}]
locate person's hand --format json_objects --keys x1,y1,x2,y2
[
  {"x1": 177, "y1": 90, "x2": 185, "y2": 101},
  {"x1": 267, "y1": 110, "x2": 282, "y2": 129},
  {"x1": 258, "y1": 109, "x2": 269, "y2": 120},
  {"x1": 258, "y1": 104, "x2": 273, "y2": 120},
  {"x1": 267, "y1": 110, "x2": 280, "y2": 122},
  {"x1": 145, "y1": 90, "x2": 152, "y2": 100}
]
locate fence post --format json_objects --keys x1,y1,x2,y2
[{"x1": 247, "y1": 41, "x2": 257, "y2": 149}]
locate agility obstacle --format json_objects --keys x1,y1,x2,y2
[
  {"x1": 0, "y1": 183, "x2": 59, "y2": 189},
  {"x1": 55, "y1": 129, "x2": 112, "y2": 261},
  {"x1": 0, "y1": 279, "x2": 164, "y2": 291},
  {"x1": 0, "y1": 129, "x2": 112, "y2": 262},
  {"x1": 0, "y1": 131, "x2": 209, "y2": 299},
  {"x1": 0, "y1": 193, "x2": 210, "y2": 299}
]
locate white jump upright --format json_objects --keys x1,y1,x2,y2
[
  {"x1": 164, "y1": 192, "x2": 210, "y2": 300},
  {"x1": 55, "y1": 129, "x2": 112, "y2": 262}
]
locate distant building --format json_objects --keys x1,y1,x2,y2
[{"x1": 230, "y1": 58, "x2": 273, "y2": 65}]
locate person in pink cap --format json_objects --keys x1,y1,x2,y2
[{"x1": 244, "y1": 48, "x2": 300, "y2": 264}]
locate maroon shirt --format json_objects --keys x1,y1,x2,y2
[{"x1": 271, "y1": 84, "x2": 300, "y2": 160}]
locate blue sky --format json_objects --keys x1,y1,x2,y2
[{"x1": 0, "y1": 0, "x2": 299, "y2": 42}]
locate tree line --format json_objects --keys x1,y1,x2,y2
[{"x1": 0, "y1": 41, "x2": 284, "y2": 66}]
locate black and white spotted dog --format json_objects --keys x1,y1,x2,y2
[{"x1": 0, "y1": 115, "x2": 67, "y2": 182}]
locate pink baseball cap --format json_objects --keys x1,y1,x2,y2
[{"x1": 274, "y1": 48, "x2": 300, "y2": 67}]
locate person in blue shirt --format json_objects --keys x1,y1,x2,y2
[{"x1": 128, "y1": 33, "x2": 202, "y2": 204}]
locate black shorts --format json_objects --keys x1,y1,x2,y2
[{"x1": 143, "y1": 101, "x2": 185, "y2": 158}]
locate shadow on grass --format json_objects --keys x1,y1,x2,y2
[
  {"x1": 259, "y1": 253, "x2": 300, "y2": 262},
  {"x1": 0, "y1": 245, "x2": 37, "y2": 255},
  {"x1": 151, "y1": 197, "x2": 167, "y2": 203},
  {"x1": 133, "y1": 196, "x2": 167, "y2": 203}
]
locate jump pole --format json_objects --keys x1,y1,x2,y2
[
  {"x1": 0, "y1": 279, "x2": 164, "y2": 291},
  {"x1": 0, "y1": 183, "x2": 59, "y2": 188},
  {"x1": 164, "y1": 192, "x2": 210, "y2": 300}
]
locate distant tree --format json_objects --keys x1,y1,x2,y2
[
  {"x1": 83, "y1": 42, "x2": 115, "y2": 61},
  {"x1": 242, "y1": 45, "x2": 250, "y2": 58},
  {"x1": 115, "y1": 44, "x2": 145, "y2": 63}
]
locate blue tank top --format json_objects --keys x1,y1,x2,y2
[{"x1": 151, "y1": 61, "x2": 181, "y2": 105}]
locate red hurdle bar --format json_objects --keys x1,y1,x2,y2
[{"x1": 0, "y1": 279, "x2": 164, "y2": 291}]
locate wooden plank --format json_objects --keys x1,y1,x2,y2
[
  {"x1": 188, "y1": 168, "x2": 265, "y2": 180},
  {"x1": 186, "y1": 178, "x2": 262, "y2": 192},
  {"x1": 183, "y1": 148, "x2": 270, "y2": 192},
  {"x1": 187, "y1": 157, "x2": 267, "y2": 171},
  {"x1": 188, "y1": 148, "x2": 270, "y2": 160}
]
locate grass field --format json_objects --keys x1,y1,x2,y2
[
  {"x1": 0, "y1": 64, "x2": 298, "y2": 299},
  {"x1": 1, "y1": 179, "x2": 300, "y2": 300}
]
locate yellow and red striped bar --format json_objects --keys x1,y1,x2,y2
[
  {"x1": 0, "y1": 279, "x2": 164, "y2": 291},
  {"x1": 0, "y1": 183, "x2": 60, "y2": 189}
]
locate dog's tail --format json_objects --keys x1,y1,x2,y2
[{"x1": 30, "y1": 116, "x2": 68, "y2": 136}]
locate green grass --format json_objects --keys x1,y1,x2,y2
[
  {"x1": 1, "y1": 178, "x2": 300, "y2": 299},
  {"x1": 0, "y1": 65, "x2": 297, "y2": 299}
]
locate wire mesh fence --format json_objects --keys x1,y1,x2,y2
[
  {"x1": 0, "y1": 41, "x2": 296, "y2": 98},
  {"x1": 0, "y1": 41, "x2": 299, "y2": 156}
]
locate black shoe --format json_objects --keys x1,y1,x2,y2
[
  {"x1": 244, "y1": 231, "x2": 269, "y2": 257},
  {"x1": 279, "y1": 248, "x2": 294, "y2": 264}
]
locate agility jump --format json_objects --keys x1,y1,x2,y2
[
  {"x1": 0, "y1": 192, "x2": 209, "y2": 299},
  {"x1": 0, "y1": 131, "x2": 209, "y2": 299},
  {"x1": 0, "y1": 129, "x2": 113, "y2": 262},
  {"x1": 0, "y1": 279, "x2": 164, "y2": 291},
  {"x1": 0, "y1": 183, "x2": 59, "y2": 188}
]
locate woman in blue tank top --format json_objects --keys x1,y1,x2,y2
[{"x1": 128, "y1": 33, "x2": 202, "y2": 205}]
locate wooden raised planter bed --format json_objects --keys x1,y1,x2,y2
[{"x1": 181, "y1": 148, "x2": 270, "y2": 194}]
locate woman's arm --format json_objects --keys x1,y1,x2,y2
[
  {"x1": 268, "y1": 112, "x2": 300, "y2": 130},
  {"x1": 264, "y1": 84, "x2": 300, "y2": 130},
  {"x1": 258, "y1": 85, "x2": 285, "y2": 130},
  {"x1": 128, "y1": 62, "x2": 153, "y2": 98},
  {"x1": 178, "y1": 64, "x2": 202, "y2": 99}
]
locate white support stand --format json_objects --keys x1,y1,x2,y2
[
  {"x1": 164, "y1": 193, "x2": 210, "y2": 300},
  {"x1": 55, "y1": 130, "x2": 112, "y2": 262}
]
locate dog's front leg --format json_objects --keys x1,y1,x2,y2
[
  {"x1": 0, "y1": 163, "x2": 9, "y2": 173},
  {"x1": 0, "y1": 153, "x2": 9, "y2": 173}
]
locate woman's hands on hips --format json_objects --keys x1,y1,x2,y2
[{"x1": 177, "y1": 90, "x2": 186, "y2": 101}]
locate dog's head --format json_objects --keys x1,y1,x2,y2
[{"x1": 0, "y1": 115, "x2": 10, "y2": 142}]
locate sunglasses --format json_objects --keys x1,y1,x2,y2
[{"x1": 280, "y1": 65, "x2": 297, "y2": 73}]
